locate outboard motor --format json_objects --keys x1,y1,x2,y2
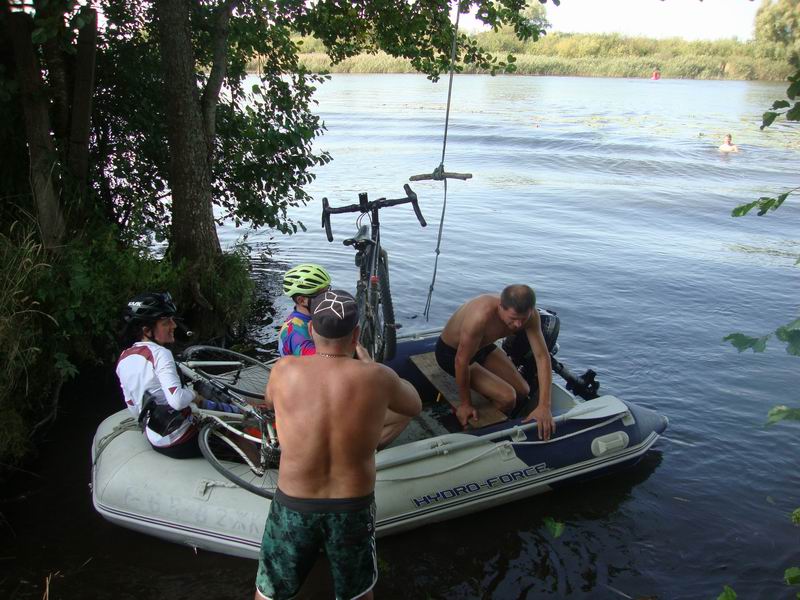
[
  {"x1": 502, "y1": 307, "x2": 560, "y2": 362},
  {"x1": 502, "y1": 308, "x2": 600, "y2": 401}
]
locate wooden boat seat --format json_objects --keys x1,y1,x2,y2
[{"x1": 409, "y1": 352, "x2": 507, "y2": 429}]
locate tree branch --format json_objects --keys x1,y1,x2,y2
[{"x1": 201, "y1": 0, "x2": 239, "y2": 160}]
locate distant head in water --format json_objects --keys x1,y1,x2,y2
[{"x1": 719, "y1": 133, "x2": 739, "y2": 153}]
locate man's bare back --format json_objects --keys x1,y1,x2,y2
[
  {"x1": 440, "y1": 294, "x2": 518, "y2": 348},
  {"x1": 268, "y1": 354, "x2": 417, "y2": 498}
]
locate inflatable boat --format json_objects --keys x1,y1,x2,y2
[{"x1": 91, "y1": 323, "x2": 668, "y2": 559}]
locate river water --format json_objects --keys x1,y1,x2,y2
[{"x1": 3, "y1": 75, "x2": 799, "y2": 599}]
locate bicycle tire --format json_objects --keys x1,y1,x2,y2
[
  {"x1": 355, "y1": 281, "x2": 375, "y2": 357},
  {"x1": 181, "y1": 346, "x2": 270, "y2": 401},
  {"x1": 198, "y1": 418, "x2": 279, "y2": 499},
  {"x1": 377, "y1": 254, "x2": 396, "y2": 361}
]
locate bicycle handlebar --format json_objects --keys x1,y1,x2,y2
[{"x1": 321, "y1": 184, "x2": 426, "y2": 242}]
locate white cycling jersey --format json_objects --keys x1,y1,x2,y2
[{"x1": 116, "y1": 341, "x2": 196, "y2": 447}]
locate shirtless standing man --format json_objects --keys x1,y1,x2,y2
[
  {"x1": 435, "y1": 284, "x2": 555, "y2": 440},
  {"x1": 255, "y1": 289, "x2": 422, "y2": 600}
]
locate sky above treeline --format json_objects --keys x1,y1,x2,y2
[{"x1": 462, "y1": 0, "x2": 761, "y2": 41}]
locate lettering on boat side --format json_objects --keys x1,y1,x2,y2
[
  {"x1": 411, "y1": 463, "x2": 549, "y2": 508},
  {"x1": 122, "y1": 486, "x2": 263, "y2": 535}
]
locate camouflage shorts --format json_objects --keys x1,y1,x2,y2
[{"x1": 255, "y1": 488, "x2": 377, "y2": 600}]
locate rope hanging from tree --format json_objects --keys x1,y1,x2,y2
[{"x1": 410, "y1": 4, "x2": 472, "y2": 321}]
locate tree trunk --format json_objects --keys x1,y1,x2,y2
[
  {"x1": 3, "y1": 7, "x2": 65, "y2": 250},
  {"x1": 67, "y1": 7, "x2": 97, "y2": 196},
  {"x1": 154, "y1": 0, "x2": 221, "y2": 266},
  {"x1": 33, "y1": 0, "x2": 71, "y2": 155}
]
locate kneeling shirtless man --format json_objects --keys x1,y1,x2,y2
[
  {"x1": 435, "y1": 284, "x2": 555, "y2": 439},
  {"x1": 256, "y1": 289, "x2": 422, "y2": 600}
]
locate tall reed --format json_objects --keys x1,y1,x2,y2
[{"x1": 0, "y1": 222, "x2": 53, "y2": 462}]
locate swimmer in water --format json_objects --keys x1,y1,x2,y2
[{"x1": 719, "y1": 134, "x2": 739, "y2": 153}]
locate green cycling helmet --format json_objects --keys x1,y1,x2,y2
[{"x1": 283, "y1": 263, "x2": 331, "y2": 298}]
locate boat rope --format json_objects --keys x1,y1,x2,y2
[
  {"x1": 422, "y1": 4, "x2": 462, "y2": 322},
  {"x1": 92, "y1": 417, "x2": 140, "y2": 465}
]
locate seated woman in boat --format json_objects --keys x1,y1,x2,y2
[
  {"x1": 278, "y1": 263, "x2": 332, "y2": 356},
  {"x1": 718, "y1": 134, "x2": 739, "y2": 153},
  {"x1": 116, "y1": 292, "x2": 217, "y2": 458}
]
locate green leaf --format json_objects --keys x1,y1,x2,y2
[
  {"x1": 543, "y1": 516, "x2": 565, "y2": 538},
  {"x1": 775, "y1": 319, "x2": 800, "y2": 356},
  {"x1": 723, "y1": 333, "x2": 769, "y2": 353},
  {"x1": 765, "y1": 405, "x2": 800, "y2": 426},
  {"x1": 791, "y1": 508, "x2": 800, "y2": 526},
  {"x1": 772, "y1": 100, "x2": 791, "y2": 110},
  {"x1": 786, "y1": 102, "x2": 800, "y2": 122},
  {"x1": 788, "y1": 79, "x2": 800, "y2": 100},
  {"x1": 54, "y1": 352, "x2": 78, "y2": 380},
  {"x1": 717, "y1": 585, "x2": 737, "y2": 600},
  {"x1": 762, "y1": 111, "x2": 779, "y2": 129},
  {"x1": 785, "y1": 567, "x2": 800, "y2": 586},
  {"x1": 731, "y1": 201, "x2": 758, "y2": 217},
  {"x1": 30, "y1": 27, "x2": 47, "y2": 45}
]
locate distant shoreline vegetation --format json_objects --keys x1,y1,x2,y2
[{"x1": 259, "y1": 32, "x2": 793, "y2": 81}]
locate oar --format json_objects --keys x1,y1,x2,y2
[
  {"x1": 377, "y1": 395, "x2": 629, "y2": 471},
  {"x1": 554, "y1": 395, "x2": 628, "y2": 423}
]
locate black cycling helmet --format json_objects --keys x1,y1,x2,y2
[{"x1": 123, "y1": 292, "x2": 177, "y2": 324}]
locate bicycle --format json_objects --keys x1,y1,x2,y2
[
  {"x1": 321, "y1": 183, "x2": 426, "y2": 362},
  {"x1": 176, "y1": 345, "x2": 280, "y2": 499}
]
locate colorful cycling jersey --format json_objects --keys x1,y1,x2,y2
[
  {"x1": 116, "y1": 341, "x2": 196, "y2": 447},
  {"x1": 278, "y1": 311, "x2": 316, "y2": 357}
]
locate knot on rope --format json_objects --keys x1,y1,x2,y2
[{"x1": 432, "y1": 164, "x2": 446, "y2": 180}]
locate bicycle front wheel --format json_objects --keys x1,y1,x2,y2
[
  {"x1": 181, "y1": 346, "x2": 270, "y2": 401},
  {"x1": 199, "y1": 417, "x2": 279, "y2": 499}
]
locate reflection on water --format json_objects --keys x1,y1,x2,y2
[
  {"x1": 3, "y1": 74, "x2": 799, "y2": 599},
  {"x1": 379, "y1": 452, "x2": 665, "y2": 599}
]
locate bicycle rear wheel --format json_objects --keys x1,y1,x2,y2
[
  {"x1": 376, "y1": 253, "x2": 397, "y2": 361},
  {"x1": 181, "y1": 346, "x2": 270, "y2": 401},
  {"x1": 199, "y1": 417, "x2": 279, "y2": 499},
  {"x1": 357, "y1": 253, "x2": 396, "y2": 363}
]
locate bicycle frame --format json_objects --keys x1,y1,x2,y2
[{"x1": 177, "y1": 358, "x2": 278, "y2": 448}]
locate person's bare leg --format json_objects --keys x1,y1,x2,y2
[
  {"x1": 480, "y1": 349, "x2": 530, "y2": 398},
  {"x1": 468, "y1": 363, "x2": 518, "y2": 413},
  {"x1": 377, "y1": 409, "x2": 411, "y2": 449}
]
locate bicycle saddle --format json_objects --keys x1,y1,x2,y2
[{"x1": 342, "y1": 224, "x2": 372, "y2": 247}]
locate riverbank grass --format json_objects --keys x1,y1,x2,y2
[{"x1": 280, "y1": 32, "x2": 793, "y2": 81}]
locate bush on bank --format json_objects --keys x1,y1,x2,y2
[{"x1": 0, "y1": 217, "x2": 253, "y2": 469}]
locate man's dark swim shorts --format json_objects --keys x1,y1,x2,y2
[
  {"x1": 435, "y1": 336, "x2": 496, "y2": 376},
  {"x1": 256, "y1": 488, "x2": 377, "y2": 600}
]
